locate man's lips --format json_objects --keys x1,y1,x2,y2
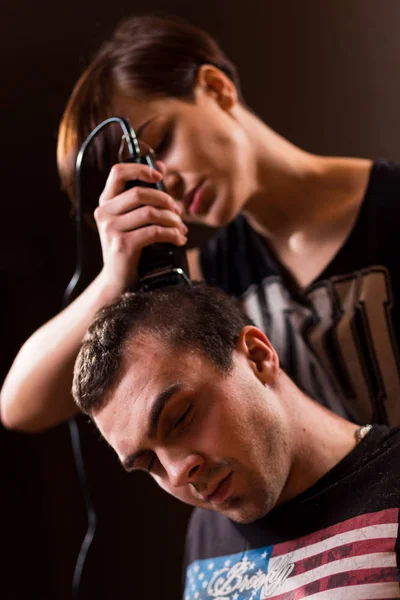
[{"x1": 205, "y1": 472, "x2": 233, "y2": 506}]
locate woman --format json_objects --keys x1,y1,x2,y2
[{"x1": 2, "y1": 15, "x2": 400, "y2": 430}]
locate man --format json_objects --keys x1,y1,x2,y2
[{"x1": 72, "y1": 284, "x2": 400, "y2": 599}]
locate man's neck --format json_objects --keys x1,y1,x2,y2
[{"x1": 276, "y1": 377, "x2": 362, "y2": 507}]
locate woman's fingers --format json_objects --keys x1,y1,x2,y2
[
  {"x1": 98, "y1": 184, "x2": 181, "y2": 216},
  {"x1": 94, "y1": 160, "x2": 187, "y2": 291},
  {"x1": 100, "y1": 162, "x2": 163, "y2": 202},
  {"x1": 110, "y1": 205, "x2": 188, "y2": 234},
  {"x1": 124, "y1": 224, "x2": 188, "y2": 251}
]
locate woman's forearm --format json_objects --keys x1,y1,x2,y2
[{"x1": 0, "y1": 271, "x2": 124, "y2": 432}]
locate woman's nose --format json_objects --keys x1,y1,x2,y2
[{"x1": 163, "y1": 169, "x2": 184, "y2": 202}]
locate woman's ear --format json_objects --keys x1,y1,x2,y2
[
  {"x1": 195, "y1": 64, "x2": 238, "y2": 110},
  {"x1": 236, "y1": 326, "x2": 280, "y2": 385}
]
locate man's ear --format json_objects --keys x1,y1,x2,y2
[
  {"x1": 195, "y1": 64, "x2": 238, "y2": 110},
  {"x1": 236, "y1": 326, "x2": 279, "y2": 385}
]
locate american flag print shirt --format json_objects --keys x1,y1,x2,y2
[{"x1": 184, "y1": 508, "x2": 400, "y2": 599}]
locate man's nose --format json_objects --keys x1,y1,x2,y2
[{"x1": 160, "y1": 451, "x2": 205, "y2": 488}]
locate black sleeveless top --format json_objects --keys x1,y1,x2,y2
[{"x1": 200, "y1": 160, "x2": 400, "y2": 425}]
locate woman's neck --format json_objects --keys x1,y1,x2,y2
[{"x1": 235, "y1": 106, "x2": 372, "y2": 242}]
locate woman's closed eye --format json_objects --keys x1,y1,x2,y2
[{"x1": 153, "y1": 131, "x2": 172, "y2": 158}]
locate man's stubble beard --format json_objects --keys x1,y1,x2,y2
[{"x1": 225, "y1": 419, "x2": 291, "y2": 524}]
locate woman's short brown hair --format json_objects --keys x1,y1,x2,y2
[{"x1": 57, "y1": 15, "x2": 240, "y2": 213}]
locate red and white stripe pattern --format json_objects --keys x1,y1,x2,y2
[{"x1": 266, "y1": 508, "x2": 399, "y2": 599}]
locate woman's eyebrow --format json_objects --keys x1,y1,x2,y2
[{"x1": 136, "y1": 117, "x2": 156, "y2": 138}]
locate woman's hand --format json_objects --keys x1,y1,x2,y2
[{"x1": 94, "y1": 162, "x2": 187, "y2": 292}]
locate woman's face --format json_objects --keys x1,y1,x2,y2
[{"x1": 113, "y1": 74, "x2": 257, "y2": 228}]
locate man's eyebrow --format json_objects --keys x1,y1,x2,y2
[
  {"x1": 121, "y1": 449, "x2": 147, "y2": 472},
  {"x1": 147, "y1": 382, "x2": 183, "y2": 439},
  {"x1": 121, "y1": 382, "x2": 183, "y2": 472}
]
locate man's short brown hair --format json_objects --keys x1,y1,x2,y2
[{"x1": 72, "y1": 283, "x2": 253, "y2": 416}]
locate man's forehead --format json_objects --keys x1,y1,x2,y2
[
  {"x1": 123, "y1": 333, "x2": 168, "y2": 371},
  {"x1": 104, "y1": 335, "x2": 171, "y2": 411},
  {"x1": 94, "y1": 337, "x2": 181, "y2": 444},
  {"x1": 93, "y1": 370, "x2": 157, "y2": 457},
  {"x1": 121, "y1": 333, "x2": 207, "y2": 381}
]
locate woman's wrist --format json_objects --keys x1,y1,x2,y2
[{"x1": 94, "y1": 268, "x2": 130, "y2": 305}]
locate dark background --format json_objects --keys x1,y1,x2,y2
[{"x1": 2, "y1": 1, "x2": 400, "y2": 598}]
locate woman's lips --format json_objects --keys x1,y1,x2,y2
[{"x1": 184, "y1": 180, "x2": 206, "y2": 215}]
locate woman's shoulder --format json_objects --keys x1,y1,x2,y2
[
  {"x1": 366, "y1": 158, "x2": 400, "y2": 200},
  {"x1": 360, "y1": 158, "x2": 400, "y2": 234}
]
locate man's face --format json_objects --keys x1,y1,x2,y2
[{"x1": 94, "y1": 334, "x2": 291, "y2": 524}]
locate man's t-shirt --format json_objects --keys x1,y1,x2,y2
[
  {"x1": 184, "y1": 426, "x2": 400, "y2": 599},
  {"x1": 200, "y1": 160, "x2": 400, "y2": 425}
]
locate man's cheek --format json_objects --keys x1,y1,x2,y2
[{"x1": 155, "y1": 477, "x2": 197, "y2": 507}]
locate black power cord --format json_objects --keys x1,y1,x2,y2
[
  {"x1": 62, "y1": 117, "x2": 139, "y2": 600},
  {"x1": 63, "y1": 116, "x2": 191, "y2": 598}
]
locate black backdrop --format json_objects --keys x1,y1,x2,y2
[{"x1": 2, "y1": 1, "x2": 400, "y2": 598}]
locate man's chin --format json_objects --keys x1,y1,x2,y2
[
  {"x1": 212, "y1": 497, "x2": 273, "y2": 524},
  {"x1": 222, "y1": 510, "x2": 264, "y2": 524}
]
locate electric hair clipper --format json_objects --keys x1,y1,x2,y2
[
  {"x1": 123, "y1": 151, "x2": 191, "y2": 292},
  {"x1": 74, "y1": 116, "x2": 190, "y2": 294}
]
